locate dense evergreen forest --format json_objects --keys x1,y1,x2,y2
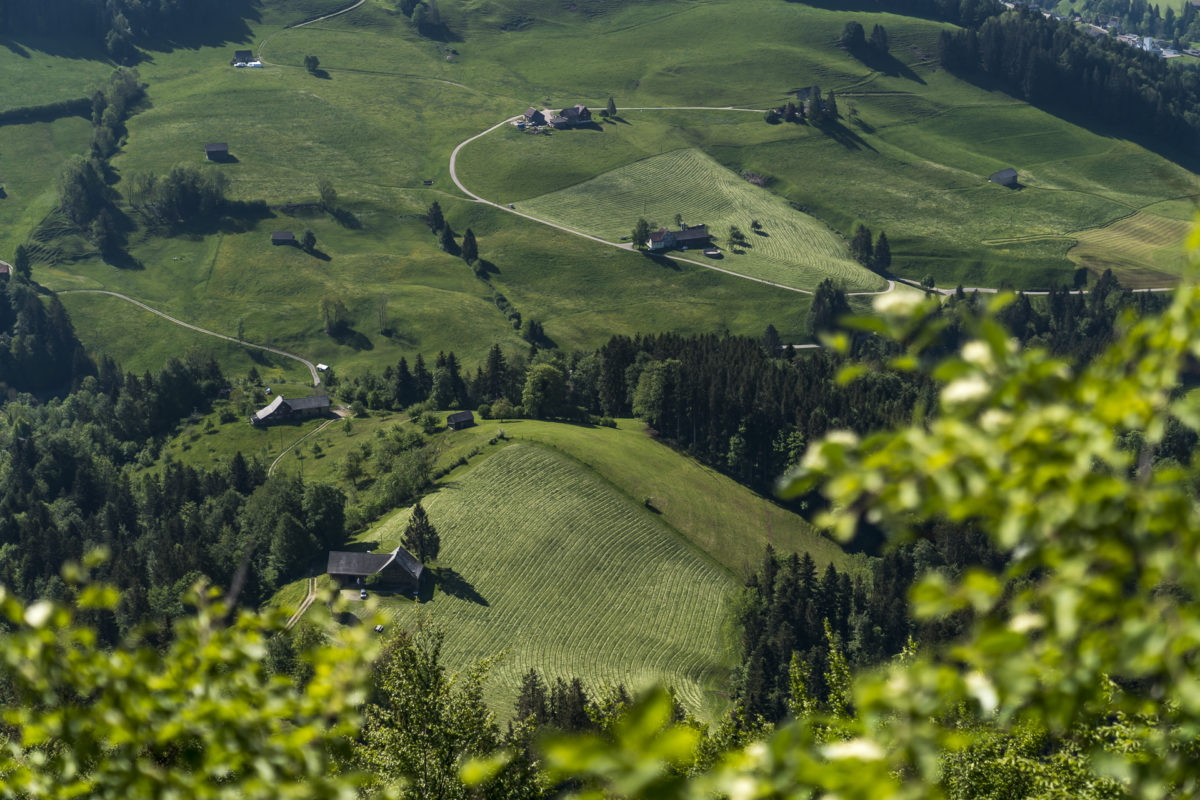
[
  {"x1": 939, "y1": 9, "x2": 1200, "y2": 151},
  {"x1": 0, "y1": 0, "x2": 252, "y2": 60}
]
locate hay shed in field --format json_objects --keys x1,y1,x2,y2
[
  {"x1": 271, "y1": 231, "x2": 296, "y2": 245},
  {"x1": 989, "y1": 168, "x2": 1018, "y2": 187},
  {"x1": 204, "y1": 142, "x2": 229, "y2": 161}
]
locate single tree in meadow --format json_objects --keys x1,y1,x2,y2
[
  {"x1": 12, "y1": 245, "x2": 30, "y2": 281},
  {"x1": 632, "y1": 217, "x2": 651, "y2": 249},
  {"x1": 850, "y1": 223, "x2": 873, "y2": 265},
  {"x1": 840, "y1": 21, "x2": 866, "y2": 50},
  {"x1": 606, "y1": 95, "x2": 618, "y2": 117},
  {"x1": 317, "y1": 179, "x2": 338, "y2": 212},
  {"x1": 402, "y1": 501, "x2": 440, "y2": 562},
  {"x1": 301, "y1": 230, "x2": 316, "y2": 254},
  {"x1": 427, "y1": 200, "x2": 445, "y2": 232},
  {"x1": 872, "y1": 231, "x2": 891, "y2": 273},
  {"x1": 304, "y1": 55, "x2": 320, "y2": 74},
  {"x1": 870, "y1": 23, "x2": 889, "y2": 54},
  {"x1": 461, "y1": 228, "x2": 478, "y2": 263}
]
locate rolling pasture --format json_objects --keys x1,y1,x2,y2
[
  {"x1": 516, "y1": 148, "x2": 884, "y2": 291},
  {"x1": 365, "y1": 443, "x2": 738, "y2": 720}
]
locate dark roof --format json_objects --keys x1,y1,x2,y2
[
  {"x1": 390, "y1": 546, "x2": 425, "y2": 581},
  {"x1": 326, "y1": 545, "x2": 424, "y2": 580},
  {"x1": 447, "y1": 411, "x2": 474, "y2": 425},
  {"x1": 989, "y1": 168, "x2": 1018, "y2": 184},
  {"x1": 327, "y1": 551, "x2": 393, "y2": 576},
  {"x1": 0, "y1": 262, "x2": 10, "y2": 276},
  {"x1": 234, "y1": 49, "x2": 253, "y2": 60},
  {"x1": 674, "y1": 224, "x2": 710, "y2": 242},
  {"x1": 287, "y1": 395, "x2": 330, "y2": 411},
  {"x1": 271, "y1": 231, "x2": 295, "y2": 242},
  {"x1": 205, "y1": 142, "x2": 228, "y2": 152}
]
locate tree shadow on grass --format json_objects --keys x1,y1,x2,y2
[
  {"x1": 816, "y1": 119, "x2": 877, "y2": 152},
  {"x1": 432, "y1": 566, "x2": 488, "y2": 606},
  {"x1": 641, "y1": 251, "x2": 681, "y2": 271},
  {"x1": 309, "y1": 69, "x2": 332, "y2": 80},
  {"x1": 0, "y1": 39, "x2": 30, "y2": 57},
  {"x1": 849, "y1": 47, "x2": 926, "y2": 84},
  {"x1": 329, "y1": 323, "x2": 374, "y2": 351}
]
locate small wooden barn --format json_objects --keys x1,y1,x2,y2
[
  {"x1": 447, "y1": 410, "x2": 475, "y2": 430},
  {"x1": 271, "y1": 231, "x2": 296, "y2": 246},
  {"x1": 205, "y1": 143, "x2": 229, "y2": 161},
  {"x1": 326, "y1": 545, "x2": 424, "y2": 593},
  {"x1": 989, "y1": 168, "x2": 1018, "y2": 187}
]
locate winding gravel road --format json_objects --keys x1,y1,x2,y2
[
  {"x1": 448, "y1": 111, "x2": 898, "y2": 297},
  {"x1": 59, "y1": 289, "x2": 321, "y2": 387}
]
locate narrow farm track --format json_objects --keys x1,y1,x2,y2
[
  {"x1": 256, "y1": 0, "x2": 367, "y2": 64},
  {"x1": 58, "y1": 289, "x2": 321, "y2": 387},
  {"x1": 269, "y1": 415, "x2": 341, "y2": 477},
  {"x1": 286, "y1": 577, "x2": 317, "y2": 630}
]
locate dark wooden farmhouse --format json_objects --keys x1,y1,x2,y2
[
  {"x1": 233, "y1": 49, "x2": 253, "y2": 65},
  {"x1": 249, "y1": 395, "x2": 331, "y2": 426},
  {"x1": 271, "y1": 231, "x2": 296, "y2": 246},
  {"x1": 523, "y1": 107, "x2": 546, "y2": 126},
  {"x1": 205, "y1": 143, "x2": 229, "y2": 161},
  {"x1": 447, "y1": 411, "x2": 475, "y2": 430},
  {"x1": 989, "y1": 168, "x2": 1018, "y2": 187},
  {"x1": 560, "y1": 104, "x2": 592, "y2": 125},
  {"x1": 649, "y1": 224, "x2": 711, "y2": 251},
  {"x1": 327, "y1": 544, "x2": 424, "y2": 593}
]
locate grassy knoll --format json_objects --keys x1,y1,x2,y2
[
  {"x1": 517, "y1": 148, "x2": 883, "y2": 292},
  {"x1": 0, "y1": 118, "x2": 93, "y2": 259},
  {"x1": 362, "y1": 443, "x2": 738, "y2": 720}
]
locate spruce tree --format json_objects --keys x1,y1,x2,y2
[
  {"x1": 427, "y1": 200, "x2": 444, "y2": 232},
  {"x1": 606, "y1": 95, "x2": 617, "y2": 117},
  {"x1": 515, "y1": 668, "x2": 549, "y2": 724},
  {"x1": 850, "y1": 224, "x2": 873, "y2": 265},
  {"x1": 402, "y1": 501, "x2": 439, "y2": 562},
  {"x1": 461, "y1": 228, "x2": 478, "y2": 263},
  {"x1": 872, "y1": 231, "x2": 891, "y2": 273},
  {"x1": 13, "y1": 245, "x2": 31, "y2": 281},
  {"x1": 438, "y1": 225, "x2": 455, "y2": 253}
]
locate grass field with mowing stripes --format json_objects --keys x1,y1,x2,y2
[
  {"x1": 362, "y1": 443, "x2": 738, "y2": 720},
  {"x1": 518, "y1": 148, "x2": 884, "y2": 292},
  {"x1": 1068, "y1": 211, "x2": 1193, "y2": 288}
]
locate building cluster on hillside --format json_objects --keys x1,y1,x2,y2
[
  {"x1": 1000, "y1": 4, "x2": 1194, "y2": 58},
  {"x1": 517, "y1": 104, "x2": 592, "y2": 131}
]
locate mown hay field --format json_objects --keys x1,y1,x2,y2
[
  {"x1": 1068, "y1": 211, "x2": 1192, "y2": 288},
  {"x1": 365, "y1": 443, "x2": 738, "y2": 720},
  {"x1": 518, "y1": 148, "x2": 884, "y2": 292}
]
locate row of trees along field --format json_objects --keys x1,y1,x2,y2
[
  {"x1": 334, "y1": 274, "x2": 1168, "y2": 494},
  {"x1": 938, "y1": 9, "x2": 1200, "y2": 150}
]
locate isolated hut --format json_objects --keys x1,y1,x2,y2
[
  {"x1": 271, "y1": 231, "x2": 296, "y2": 246},
  {"x1": 447, "y1": 410, "x2": 475, "y2": 430},
  {"x1": 233, "y1": 49, "x2": 253, "y2": 65},
  {"x1": 204, "y1": 143, "x2": 229, "y2": 161},
  {"x1": 989, "y1": 168, "x2": 1018, "y2": 187},
  {"x1": 326, "y1": 544, "x2": 424, "y2": 593}
]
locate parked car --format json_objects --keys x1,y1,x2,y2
[
  {"x1": 360, "y1": 589, "x2": 368, "y2": 600},
  {"x1": 374, "y1": 624, "x2": 385, "y2": 633}
]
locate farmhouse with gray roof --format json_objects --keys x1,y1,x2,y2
[
  {"x1": 249, "y1": 395, "x2": 331, "y2": 426},
  {"x1": 327, "y1": 544, "x2": 424, "y2": 593}
]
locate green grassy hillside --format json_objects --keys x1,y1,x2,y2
[
  {"x1": 3, "y1": 0, "x2": 1194, "y2": 380},
  {"x1": 516, "y1": 148, "x2": 883, "y2": 291},
  {"x1": 361, "y1": 443, "x2": 738, "y2": 719}
]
